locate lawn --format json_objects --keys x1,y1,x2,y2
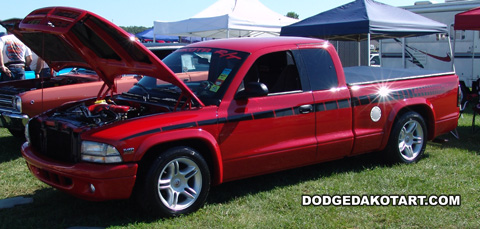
[{"x1": 0, "y1": 111, "x2": 478, "y2": 228}]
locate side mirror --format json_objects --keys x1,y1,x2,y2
[{"x1": 235, "y1": 82, "x2": 269, "y2": 100}]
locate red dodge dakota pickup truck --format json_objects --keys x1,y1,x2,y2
[{"x1": 20, "y1": 7, "x2": 459, "y2": 217}]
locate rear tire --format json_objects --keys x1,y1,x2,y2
[
  {"x1": 386, "y1": 111, "x2": 427, "y2": 164},
  {"x1": 138, "y1": 146, "x2": 210, "y2": 217}
]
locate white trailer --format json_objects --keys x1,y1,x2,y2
[{"x1": 380, "y1": 0, "x2": 480, "y2": 86}]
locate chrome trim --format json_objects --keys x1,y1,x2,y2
[
  {"x1": 0, "y1": 107, "x2": 20, "y2": 113},
  {"x1": 0, "y1": 112, "x2": 30, "y2": 128}
]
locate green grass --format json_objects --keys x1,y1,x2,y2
[{"x1": 0, "y1": 111, "x2": 479, "y2": 228}]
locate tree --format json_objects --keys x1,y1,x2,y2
[
  {"x1": 286, "y1": 12, "x2": 299, "y2": 19},
  {"x1": 119, "y1": 26, "x2": 152, "y2": 35}
]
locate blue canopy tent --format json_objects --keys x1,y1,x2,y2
[
  {"x1": 135, "y1": 28, "x2": 180, "y2": 43},
  {"x1": 280, "y1": 0, "x2": 447, "y2": 41},
  {"x1": 136, "y1": 28, "x2": 204, "y2": 43},
  {"x1": 280, "y1": 0, "x2": 448, "y2": 66}
]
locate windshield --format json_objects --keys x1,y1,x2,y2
[{"x1": 132, "y1": 47, "x2": 249, "y2": 106}]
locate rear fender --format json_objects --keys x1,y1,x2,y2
[{"x1": 380, "y1": 98, "x2": 436, "y2": 150}]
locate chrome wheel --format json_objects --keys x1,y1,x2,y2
[
  {"x1": 398, "y1": 120, "x2": 424, "y2": 161},
  {"x1": 158, "y1": 157, "x2": 203, "y2": 211},
  {"x1": 386, "y1": 111, "x2": 427, "y2": 164}
]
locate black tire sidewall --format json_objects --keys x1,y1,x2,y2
[
  {"x1": 387, "y1": 111, "x2": 427, "y2": 164},
  {"x1": 140, "y1": 146, "x2": 211, "y2": 217}
]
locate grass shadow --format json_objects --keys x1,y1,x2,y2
[
  {"x1": 207, "y1": 152, "x2": 392, "y2": 205},
  {"x1": 0, "y1": 188, "x2": 162, "y2": 228},
  {"x1": 434, "y1": 125, "x2": 480, "y2": 155},
  {"x1": 0, "y1": 134, "x2": 25, "y2": 163}
]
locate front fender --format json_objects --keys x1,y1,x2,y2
[
  {"x1": 133, "y1": 128, "x2": 223, "y2": 185},
  {"x1": 380, "y1": 98, "x2": 435, "y2": 150}
]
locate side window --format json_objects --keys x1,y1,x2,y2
[
  {"x1": 299, "y1": 49, "x2": 338, "y2": 90},
  {"x1": 242, "y1": 51, "x2": 302, "y2": 94}
]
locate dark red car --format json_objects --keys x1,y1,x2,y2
[{"x1": 0, "y1": 42, "x2": 181, "y2": 138}]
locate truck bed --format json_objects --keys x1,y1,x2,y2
[{"x1": 344, "y1": 66, "x2": 454, "y2": 85}]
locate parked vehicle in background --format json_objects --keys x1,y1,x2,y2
[
  {"x1": 382, "y1": 1, "x2": 480, "y2": 87},
  {"x1": 141, "y1": 42, "x2": 186, "y2": 60},
  {"x1": 370, "y1": 53, "x2": 380, "y2": 67},
  {"x1": 0, "y1": 69, "x2": 140, "y2": 137},
  {"x1": 20, "y1": 7, "x2": 459, "y2": 217},
  {"x1": 0, "y1": 41, "x2": 182, "y2": 138}
]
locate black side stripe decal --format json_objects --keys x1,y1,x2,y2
[
  {"x1": 275, "y1": 108, "x2": 294, "y2": 117},
  {"x1": 121, "y1": 84, "x2": 448, "y2": 140},
  {"x1": 121, "y1": 128, "x2": 161, "y2": 141},
  {"x1": 338, "y1": 99, "x2": 350, "y2": 109},
  {"x1": 120, "y1": 101, "x2": 347, "y2": 141},
  {"x1": 162, "y1": 122, "x2": 197, "y2": 131},
  {"x1": 315, "y1": 103, "x2": 326, "y2": 112},
  {"x1": 197, "y1": 119, "x2": 217, "y2": 126},
  {"x1": 253, "y1": 111, "x2": 275, "y2": 119},
  {"x1": 351, "y1": 84, "x2": 448, "y2": 106},
  {"x1": 227, "y1": 114, "x2": 253, "y2": 122}
]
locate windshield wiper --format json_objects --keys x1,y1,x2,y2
[
  {"x1": 152, "y1": 86, "x2": 182, "y2": 95},
  {"x1": 134, "y1": 83, "x2": 151, "y2": 101}
]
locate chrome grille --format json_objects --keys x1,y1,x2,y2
[
  {"x1": 0, "y1": 87, "x2": 24, "y2": 112},
  {"x1": 0, "y1": 93, "x2": 14, "y2": 111}
]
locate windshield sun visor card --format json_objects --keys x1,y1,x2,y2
[{"x1": 210, "y1": 68, "x2": 232, "y2": 92}]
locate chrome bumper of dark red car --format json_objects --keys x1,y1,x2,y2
[{"x1": 0, "y1": 111, "x2": 29, "y2": 128}]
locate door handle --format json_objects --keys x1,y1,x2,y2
[{"x1": 299, "y1": 105, "x2": 313, "y2": 114}]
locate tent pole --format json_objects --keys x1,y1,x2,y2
[
  {"x1": 368, "y1": 33, "x2": 371, "y2": 66},
  {"x1": 358, "y1": 39, "x2": 361, "y2": 66},
  {"x1": 402, "y1": 38, "x2": 406, "y2": 68},
  {"x1": 448, "y1": 33, "x2": 455, "y2": 73},
  {"x1": 379, "y1": 39, "x2": 382, "y2": 66},
  {"x1": 472, "y1": 31, "x2": 476, "y2": 84}
]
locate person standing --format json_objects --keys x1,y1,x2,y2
[
  {"x1": 0, "y1": 30, "x2": 32, "y2": 81},
  {"x1": 31, "y1": 52, "x2": 51, "y2": 78}
]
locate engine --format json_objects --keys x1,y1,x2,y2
[{"x1": 50, "y1": 100, "x2": 133, "y2": 126}]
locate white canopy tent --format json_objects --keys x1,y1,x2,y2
[{"x1": 153, "y1": 0, "x2": 298, "y2": 39}]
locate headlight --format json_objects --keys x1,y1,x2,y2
[
  {"x1": 13, "y1": 96, "x2": 22, "y2": 112},
  {"x1": 81, "y1": 141, "x2": 123, "y2": 163}
]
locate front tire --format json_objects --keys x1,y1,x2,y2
[
  {"x1": 139, "y1": 146, "x2": 210, "y2": 217},
  {"x1": 386, "y1": 111, "x2": 427, "y2": 163}
]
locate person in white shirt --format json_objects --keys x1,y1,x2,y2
[{"x1": 0, "y1": 31, "x2": 32, "y2": 81}]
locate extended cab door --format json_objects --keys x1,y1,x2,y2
[
  {"x1": 296, "y1": 45, "x2": 354, "y2": 161},
  {"x1": 218, "y1": 50, "x2": 317, "y2": 181}
]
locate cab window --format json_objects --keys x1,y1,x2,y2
[
  {"x1": 241, "y1": 51, "x2": 302, "y2": 94},
  {"x1": 299, "y1": 49, "x2": 338, "y2": 90}
]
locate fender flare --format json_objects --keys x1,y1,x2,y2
[
  {"x1": 380, "y1": 98, "x2": 436, "y2": 150},
  {"x1": 133, "y1": 128, "x2": 224, "y2": 185}
]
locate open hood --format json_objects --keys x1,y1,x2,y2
[
  {"x1": 0, "y1": 18, "x2": 22, "y2": 32},
  {"x1": 11, "y1": 7, "x2": 200, "y2": 103}
]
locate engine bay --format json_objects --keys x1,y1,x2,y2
[
  {"x1": 50, "y1": 101, "x2": 131, "y2": 126},
  {"x1": 48, "y1": 93, "x2": 177, "y2": 127}
]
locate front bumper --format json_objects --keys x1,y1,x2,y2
[
  {"x1": 0, "y1": 111, "x2": 29, "y2": 130},
  {"x1": 21, "y1": 142, "x2": 138, "y2": 201}
]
